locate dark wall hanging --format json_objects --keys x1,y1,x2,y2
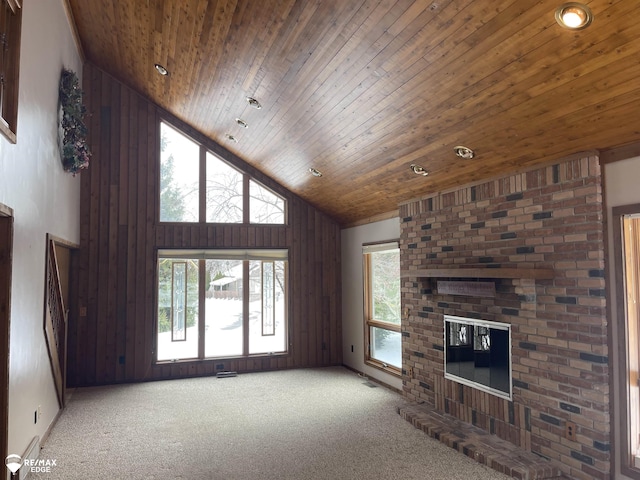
[{"x1": 58, "y1": 68, "x2": 90, "y2": 175}]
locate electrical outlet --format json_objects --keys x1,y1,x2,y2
[
  {"x1": 34, "y1": 406, "x2": 42, "y2": 424},
  {"x1": 407, "y1": 366, "x2": 414, "y2": 378},
  {"x1": 565, "y1": 421, "x2": 577, "y2": 441}
]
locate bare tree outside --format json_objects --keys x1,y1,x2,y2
[
  {"x1": 160, "y1": 122, "x2": 287, "y2": 225},
  {"x1": 206, "y1": 152, "x2": 243, "y2": 223},
  {"x1": 250, "y1": 179, "x2": 285, "y2": 224}
]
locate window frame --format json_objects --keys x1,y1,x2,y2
[
  {"x1": 260, "y1": 261, "x2": 276, "y2": 336},
  {"x1": 155, "y1": 248, "x2": 290, "y2": 363},
  {"x1": 613, "y1": 204, "x2": 640, "y2": 479},
  {"x1": 169, "y1": 261, "x2": 188, "y2": 342},
  {"x1": 0, "y1": 0, "x2": 22, "y2": 143},
  {"x1": 158, "y1": 121, "x2": 201, "y2": 222},
  {"x1": 363, "y1": 241, "x2": 401, "y2": 376},
  {"x1": 158, "y1": 120, "x2": 287, "y2": 226},
  {"x1": 206, "y1": 150, "x2": 244, "y2": 224},
  {"x1": 249, "y1": 178, "x2": 288, "y2": 225}
]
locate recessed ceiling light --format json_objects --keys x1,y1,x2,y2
[
  {"x1": 225, "y1": 134, "x2": 238, "y2": 143},
  {"x1": 235, "y1": 118, "x2": 249, "y2": 128},
  {"x1": 246, "y1": 96, "x2": 262, "y2": 109},
  {"x1": 454, "y1": 145, "x2": 475, "y2": 159},
  {"x1": 555, "y1": 3, "x2": 593, "y2": 30},
  {"x1": 309, "y1": 167, "x2": 323, "y2": 177},
  {"x1": 154, "y1": 63, "x2": 169, "y2": 76},
  {"x1": 410, "y1": 164, "x2": 429, "y2": 176}
]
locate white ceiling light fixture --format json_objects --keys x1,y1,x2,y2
[
  {"x1": 555, "y1": 3, "x2": 593, "y2": 30},
  {"x1": 225, "y1": 134, "x2": 238, "y2": 143},
  {"x1": 236, "y1": 118, "x2": 249, "y2": 128},
  {"x1": 454, "y1": 145, "x2": 475, "y2": 159},
  {"x1": 154, "y1": 63, "x2": 169, "y2": 76},
  {"x1": 410, "y1": 164, "x2": 429, "y2": 176},
  {"x1": 246, "y1": 96, "x2": 262, "y2": 109},
  {"x1": 309, "y1": 167, "x2": 323, "y2": 177}
]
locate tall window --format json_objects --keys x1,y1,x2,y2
[
  {"x1": 613, "y1": 206, "x2": 640, "y2": 476},
  {"x1": 363, "y1": 242, "x2": 401, "y2": 374},
  {"x1": 157, "y1": 249, "x2": 288, "y2": 362},
  {"x1": 159, "y1": 123, "x2": 199, "y2": 222},
  {"x1": 0, "y1": 0, "x2": 21, "y2": 142},
  {"x1": 159, "y1": 121, "x2": 286, "y2": 224}
]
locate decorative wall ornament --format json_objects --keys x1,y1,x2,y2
[{"x1": 58, "y1": 68, "x2": 90, "y2": 175}]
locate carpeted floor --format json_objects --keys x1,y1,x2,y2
[{"x1": 28, "y1": 367, "x2": 511, "y2": 480}]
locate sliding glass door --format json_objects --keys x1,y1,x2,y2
[{"x1": 157, "y1": 249, "x2": 288, "y2": 362}]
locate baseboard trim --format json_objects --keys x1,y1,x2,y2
[
  {"x1": 18, "y1": 436, "x2": 40, "y2": 480},
  {"x1": 342, "y1": 364, "x2": 402, "y2": 394}
]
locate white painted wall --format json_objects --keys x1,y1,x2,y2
[
  {"x1": 341, "y1": 217, "x2": 402, "y2": 390},
  {"x1": 603, "y1": 155, "x2": 640, "y2": 480},
  {"x1": 0, "y1": 0, "x2": 82, "y2": 461}
]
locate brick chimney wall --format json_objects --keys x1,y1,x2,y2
[{"x1": 399, "y1": 155, "x2": 609, "y2": 480}]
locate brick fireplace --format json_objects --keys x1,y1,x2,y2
[{"x1": 399, "y1": 155, "x2": 609, "y2": 479}]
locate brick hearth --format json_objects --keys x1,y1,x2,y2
[{"x1": 398, "y1": 403, "x2": 565, "y2": 479}]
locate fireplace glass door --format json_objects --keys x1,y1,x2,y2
[{"x1": 444, "y1": 315, "x2": 511, "y2": 399}]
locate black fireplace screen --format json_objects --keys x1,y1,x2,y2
[{"x1": 444, "y1": 315, "x2": 511, "y2": 399}]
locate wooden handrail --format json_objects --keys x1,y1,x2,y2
[{"x1": 45, "y1": 239, "x2": 67, "y2": 407}]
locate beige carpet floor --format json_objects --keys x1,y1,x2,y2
[{"x1": 28, "y1": 367, "x2": 511, "y2": 480}]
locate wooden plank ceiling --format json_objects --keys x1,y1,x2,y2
[{"x1": 66, "y1": 0, "x2": 640, "y2": 226}]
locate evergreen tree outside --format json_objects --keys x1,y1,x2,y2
[
  {"x1": 367, "y1": 248, "x2": 401, "y2": 368},
  {"x1": 159, "y1": 122, "x2": 199, "y2": 222},
  {"x1": 160, "y1": 154, "x2": 187, "y2": 222},
  {"x1": 159, "y1": 130, "x2": 188, "y2": 222},
  {"x1": 372, "y1": 249, "x2": 401, "y2": 325}
]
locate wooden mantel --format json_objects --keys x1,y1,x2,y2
[{"x1": 402, "y1": 268, "x2": 555, "y2": 280}]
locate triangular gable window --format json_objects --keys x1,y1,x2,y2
[{"x1": 159, "y1": 121, "x2": 286, "y2": 225}]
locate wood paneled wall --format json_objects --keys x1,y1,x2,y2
[{"x1": 67, "y1": 64, "x2": 342, "y2": 387}]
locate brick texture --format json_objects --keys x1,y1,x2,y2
[{"x1": 399, "y1": 156, "x2": 609, "y2": 480}]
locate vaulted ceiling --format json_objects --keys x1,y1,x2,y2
[{"x1": 66, "y1": 0, "x2": 640, "y2": 226}]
